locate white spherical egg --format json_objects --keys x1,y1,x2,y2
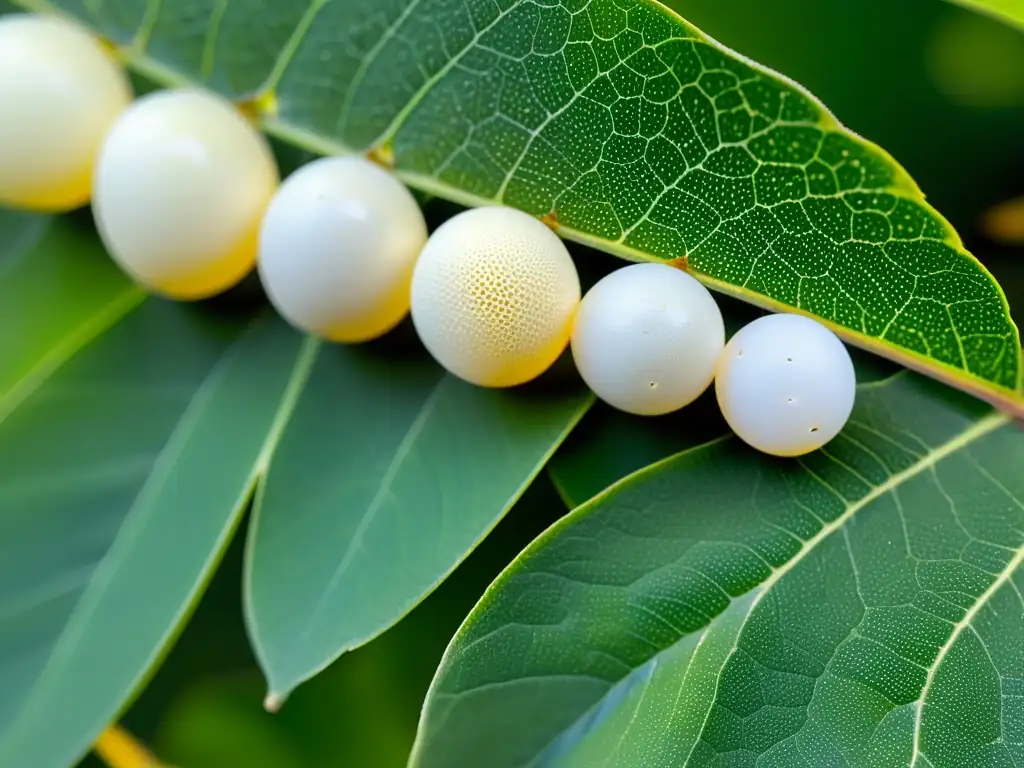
[
  {"x1": 258, "y1": 156, "x2": 427, "y2": 342},
  {"x1": 410, "y1": 206, "x2": 581, "y2": 388},
  {"x1": 92, "y1": 88, "x2": 279, "y2": 300},
  {"x1": 571, "y1": 263, "x2": 725, "y2": 416},
  {"x1": 715, "y1": 313, "x2": 856, "y2": 457},
  {"x1": 0, "y1": 13, "x2": 132, "y2": 212}
]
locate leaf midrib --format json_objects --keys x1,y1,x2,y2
[
  {"x1": 294, "y1": 376, "x2": 445, "y2": 645},
  {"x1": 909, "y1": 494, "x2": 1024, "y2": 765},
  {"x1": 755, "y1": 410, "x2": 1009, "y2": 602},
  {"x1": 0, "y1": 306, "x2": 240, "y2": 755}
]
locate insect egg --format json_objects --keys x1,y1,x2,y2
[
  {"x1": 571, "y1": 262, "x2": 725, "y2": 416},
  {"x1": 715, "y1": 313, "x2": 856, "y2": 457},
  {"x1": 410, "y1": 206, "x2": 581, "y2": 388},
  {"x1": 92, "y1": 88, "x2": 279, "y2": 300},
  {"x1": 0, "y1": 13, "x2": 132, "y2": 212},
  {"x1": 258, "y1": 156, "x2": 428, "y2": 342}
]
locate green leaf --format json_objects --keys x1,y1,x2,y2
[
  {"x1": 411, "y1": 372, "x2": 1024, "y2": 768},
  {"x1": 949, "y1": 0, "x2": 1024, "y2": 31},
  {"x1": 244, "y1": 339, "x2": 593, "y2": 704},
  {"x1": 0, "y1": 279, "x2": 309, "y2": 767},
  {"x1": 0, "y1": 209, "x2": 143, "y2": 406},
  {"x1": 548, "y1": 390, "x2": 729, "y2": 509},
  {"x1": 17, "y1": 0, "x2": 1022, "y2": 414}
]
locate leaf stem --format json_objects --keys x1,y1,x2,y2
[{"x1": 93, "y1": 725, "x2": 170, "y2": 768}]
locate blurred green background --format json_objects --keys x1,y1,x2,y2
[{"x1": 76, "y1": 0, "x2": 1024, "y2": 765}]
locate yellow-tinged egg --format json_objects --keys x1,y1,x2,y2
[
  {"x1": 0, "y1": 13, "x2": 132, "y2": 212},
  {"x1": 258, "y1": 156, "x2": 427, "y2": 342},
  {"x1": 410, "y1": 206, "x2": 581, "y2": 388},
  {"x1": 92, "y1": 88, "x2": 279, "y2": 300}
]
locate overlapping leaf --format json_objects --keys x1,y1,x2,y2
[
  {"x1": 245, "y1": 340, "x2": 593, "y2": 705},
  {"x1": 1, "y1": 5, "x2": 595, "y2": 719},
  {"x1": 412, "y1": 372, "x2": 1024, "y2": 767},
  {"x1": 18, "y1": 0, "x2": 1022, "y2": 412},
  {"x1": 0, "y1": 209, "x2": 143, "y2": 405},
  {"x1": 0, "y1": 211, "x2": 311, "y2": 767},
  {"x1": 548, "y1": 391, "x2": 729, "y2": 508},
  {"x1": 4, "y1": 8, "x2": 1024, "y2": 767}
]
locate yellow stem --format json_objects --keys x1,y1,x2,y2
[{"x1": 93, "y1": 725, "x2": 170, "y2": 768}]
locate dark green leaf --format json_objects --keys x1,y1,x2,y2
[
  {"x1": 18, "y1": 0, "x2": 1022, "y2": 413},
  {"x1": 412, "y1": 373, "x2": 1023, "y2": 767},
  {"x1": 245, "y1": 340, "x2": 592, "y2": 704},
  {"x1": 0, "y1": 285, "x2": 309, "y2": 767},
  {"x1": 548, "y1": 390, "x2": 730, "y2": 509}
]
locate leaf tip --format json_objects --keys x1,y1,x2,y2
[{"x1": 263, "y1": 692, "x2": 286, "y2": 713}]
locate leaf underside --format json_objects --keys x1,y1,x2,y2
[
  {"x1": 0, "y1": 205, "x2": 592, "y2": 759},
  {"x1": 244, "y1": 339, "x2": 592, "y2": 702},
  {"x1": 1, "y1": 3, "x2": 598, "y2": 724},
  {"x1": 16, "y1": 0, "x2": 1022, "y2": 409},
  {"x1": 0, "y1": 210, "x2": 311, "y2": 768},
  {"x1": 0, "y1": 308, "x2": 311, "y2": 768},
  {"x1": 411, "y1": 371, "x2": 1024, "y2": 768}
]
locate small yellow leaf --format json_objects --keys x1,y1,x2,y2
[{"x1": 983, "y1": 196, "x2": 1024, "y2": 244}]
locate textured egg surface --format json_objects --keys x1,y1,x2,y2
[{"x1": 411, "y1": 206, "x2": 581, "y2": 388}]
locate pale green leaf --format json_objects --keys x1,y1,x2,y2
[
  {"x1": 245, "y1": 340, "x2": 593, "y2": 704},
  {"x1": 16, "y1": 0, "x2": 1022, "y2": 414},
  {"x1": 0, "y1": 209, "x2": 143, "y2": 405},
  {"x1": 0, "y1": 293, "x2": 309, "y2": 768},
  {"x1": 949, "y1": 0, "x2": 1024, "y2": 31},
  {"x1": 411, "y1": 372, "x2": 1024, "y2": 768}
]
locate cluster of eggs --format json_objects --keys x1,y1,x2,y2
[{"x1": 0, "y1": 12, "x2": 857, "y2": 458}]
